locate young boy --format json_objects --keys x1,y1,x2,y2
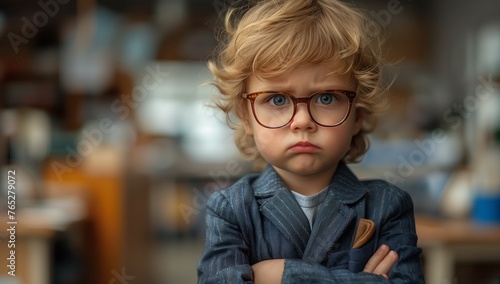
[{"x1": 197, "y1": 0, "x2": 424, "y2": 283}]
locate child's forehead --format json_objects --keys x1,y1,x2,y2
[
  {"x1": 250, "y1": 62, "x2": 351, "y2": 81},
  {"x1": 246, "y1": 63, "x2": 356, "y2": 92}
]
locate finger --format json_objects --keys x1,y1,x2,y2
[
  {"x1": 372, "y1": 250, "x2": 399, "y2": 275},
  {"x1": 363, "y1": 244, "x2": 390, "y2": 273}
]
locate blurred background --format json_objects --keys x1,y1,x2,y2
[{"x1": 0, "y1": 0, "x2": 499, "y2": 283}]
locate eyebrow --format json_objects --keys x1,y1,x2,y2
[
  {"x1": 246, "y1": 89, "x2": 357, "y2": 97},
  {"x1": 250, "y1": 87, "x2": 355, "y2": 94}
]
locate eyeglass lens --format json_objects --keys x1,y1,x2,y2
[{"x1": 251, "y1": 91, "x2": 351, "y2": 128}]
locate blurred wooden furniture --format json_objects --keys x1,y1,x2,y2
[
  {"x1": 416, "y1": 215, "x2": 500, "y2": 284},
  {"x1": 0, "y1": 197, "x2": 86, "y2": 284},
  {"x1": 41, "y1": 153, "x2": 152, "y2": 284},
  {"x1": 0, "y1": 216, "x2": 55, "y2": 284},
  {"x1": 42, "y1": 157, "x2": 125, "y2": 284}
]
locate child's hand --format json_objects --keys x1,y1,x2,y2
[
  {"x1": 251, "y1": 245, "x2": 397, "y2": 283},
  {"x1": 363, "y1": 244, "x2": 399, "y2": 279},
  {"x1": 252, "y1": 259, "x2": 285, "y2": 284}
]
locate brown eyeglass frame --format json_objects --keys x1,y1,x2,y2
[{"x1": 244, "y1": 90, "x2": 357, "y2": 129}]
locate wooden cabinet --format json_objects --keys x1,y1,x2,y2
[{"x1": 43, "y1": 158, "x2": 124, "y2": 284}]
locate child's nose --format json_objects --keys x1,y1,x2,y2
[{"x1": 290, "y1": 103, "x2": 316, "y2": 131}]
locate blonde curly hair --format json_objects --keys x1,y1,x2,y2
[{"x1": 209, "y1": 0, "x2": 389, "y2": 169}]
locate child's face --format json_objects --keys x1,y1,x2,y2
[{"x1": 244, "y1": 63, "x2": 363, "y2": 180}]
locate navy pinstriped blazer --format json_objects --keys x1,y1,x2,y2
[{"x1": 197, "y1": 162, "x2": 424, "y2": 283}]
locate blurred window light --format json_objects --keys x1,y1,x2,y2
[
  {"x1": 477, "y1": 22, "x2": 500, "y2": 76},
  {"x1": 137, "y1": 98, "x2": 185, "y2": 137},
  {"x1": 181, "y1": 99, "x2": 238, "y2": 163},
  {"x1": 136, "y1": 61, "x2": 239, "y2": 163}
]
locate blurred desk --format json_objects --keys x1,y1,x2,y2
[
  {"x1": 0, "y1": 198, "x2": 86, "y2": 284},
  {"x1": 1, "y1": 216, "x2": 54, "y2": 284},
  {"x1": 416, "y1": 215, "x2": 500, "y2": 284}
]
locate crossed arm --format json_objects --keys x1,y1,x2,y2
[
  {"x1": 198, "y1": 189, "x2": 423, "y2": 283},
  {"x1": 252, "y1": 244, "x2": 398, "y2": 284}
]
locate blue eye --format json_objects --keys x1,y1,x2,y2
[
  {"x1": 270, "y1": 94, "x2": 289, "y2": 106},
  {"x1": 316, "y1": 93, "x2": 337, "y2": 105}
]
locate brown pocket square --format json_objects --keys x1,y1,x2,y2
[{"x1": 352, "y1": 219, "x2": 376, "y2": 248}]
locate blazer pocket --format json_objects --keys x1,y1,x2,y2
[
  {"x1": 324, "y1": 250, "x2": 349, "y2": 269},
  {"x1": 348, "y1": 243, "x2": 374, "y2": 272}
]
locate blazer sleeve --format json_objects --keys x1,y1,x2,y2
[
  {"x1": 281, "y1": 186, "x2": 424, "y2": 283},
  {"x1": 197, "y1": 190, "x2": 254, "y2": 284}
]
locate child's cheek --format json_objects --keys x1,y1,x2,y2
[{"x1": 254, "y1": 130, "x2": 278, "y2": 153}]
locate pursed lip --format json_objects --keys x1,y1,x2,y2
[{"x1": 289, "y1": 141, "x2": 320, "y2": 153}]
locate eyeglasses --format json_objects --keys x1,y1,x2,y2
[{"x1": 244, "y1": 90, "x2": 356, "y2": 129}]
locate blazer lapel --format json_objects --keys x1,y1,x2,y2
[
  {"x1": 303, "y1": 163, "x2": 368, "y2": 263},
  {"x1": 302, "y1": 192, "x2": 356, "y2": 262},
  {"x1": 254, "y1": 166, "x2": 311, "y2": 256},
  {"x1": 253, "y1": 163, "x2": 366, "y2": 260},
  {"x1": 260, "y1": 189, "x2": 311, "y2": 255}
]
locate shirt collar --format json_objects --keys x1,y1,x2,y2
[{"x1": 252, "y1": 162, "x2": 367, "y2": 204}]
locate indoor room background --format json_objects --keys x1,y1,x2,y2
[{"x1": 0, "y1": 0, "x2": 500, "y2": 283}]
